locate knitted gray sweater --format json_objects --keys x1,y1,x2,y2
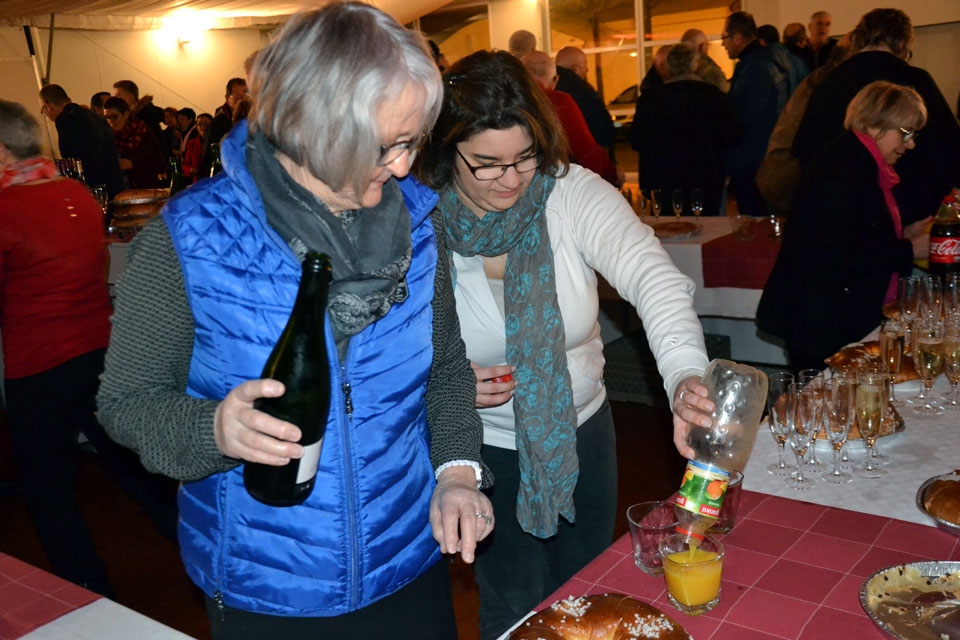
[{"x1": 96, "y1": 212, "x2": 489, "y2": 486}]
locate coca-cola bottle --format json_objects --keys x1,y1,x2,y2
[{"x1": 929, "y1": 189, "x2": 960, "y2": 276}]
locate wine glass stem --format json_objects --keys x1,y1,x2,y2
[{"x1": 793, "y1": 450, "x2": 806, "y2": 481}]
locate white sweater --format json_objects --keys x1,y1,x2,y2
[{"x1": 451, "y1": 165, "x2": 710, "y2": 450}]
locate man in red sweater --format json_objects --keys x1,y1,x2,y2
[{"x1": 521, "y1": 51, "x2": 621, "y2": 187}]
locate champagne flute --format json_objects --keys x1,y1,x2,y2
[
  {"x1": 879, "y1": 320, "x2": 905, "y2": 407},
  {"x1": 853, "y1": 371, "x2": 887, "y2": 479},
  {"x1": 638, "y1": 190, "x2": 651, "y2": 220},
  {"x1": 913, "y1": 320, "x2": 944, "y2": 417},
  {"x1": 798, "y1": 369, "x2": 826, "y2": 470},
  {"x1": 942, "y1": 317, "x2": 960, "y2": 409},
  {"x1": 899, "y1": 275, "x2": 920, "y2": 403},
  {"x1": 690, "y1": 188, "x2": 703, "y2": 227},
  {"x1": 822, "y1": 376, "x2": 854, "y2": 484},
  {"x1": 765, "y1": 371, "x2": 796, "y2": 476},
  {"x1": 919, "y1": 275, "x2": 943, "y2": 322},
  {"x1": 650, "y1": 189, "x2": 662, "y2": 224},
  {"x1": 943, "y1": 274, "x2": 960, "y2": 320},
  {"x1": 785, "y1": 382, "x2": 816, "y2": 489},
  {"x1": 671, "y1": 188, "x2": 684, "y2": 220}
]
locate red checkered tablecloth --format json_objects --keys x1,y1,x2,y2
[
  {"x1": 0, "y1": 554, "x2": 99, "y2": 640},
  {"x1": 504, "y1": 491, "x2": 960, "y2": 640},
  {"x1": 701, "y1": 230, "x2": 780, "y2": 290}
]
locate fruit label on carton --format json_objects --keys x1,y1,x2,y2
[{"x1": 676, "y1": 460, "x2": 730, "y2": 519}]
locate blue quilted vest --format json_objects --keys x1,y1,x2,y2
[{"x1": 163, "y1": 125, "x2": 441, "y2": 616}]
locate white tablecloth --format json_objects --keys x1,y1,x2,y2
[
  {"x1": 743, "y1": 374, "x2": 958, "y2": 526},
  {"x1": 652, "y1": 216, "x2": 788, "y2": 364},
  {"x1": 19, "y1": 599, "x2": 194, "y2": 640},
  {"x1": 656, "y1": 216, "x2": 763, "y2": 319}
]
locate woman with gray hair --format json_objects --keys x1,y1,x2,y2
[
  {"x1": 0, "y1": 99, "x2": 115, "y2": 594},
  {"x1": 96, "y1": 3, "x2": 491, "y2": 637},
  {"x1": 760, "y1": 80, "x2": 931, "y2": 370}
]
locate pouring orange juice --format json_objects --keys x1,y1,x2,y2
[{"x1": 659, "y1": 533, "x2": 724, "y2": 616}]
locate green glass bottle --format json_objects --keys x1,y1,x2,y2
[
  {"x1": 168, "y1": 157, "x2": 187, "y2": 196},
  {"x1": 208, "y1": 143, "x2": 223, "y2": 177},
  {"x1": 244, "y1": 253, "x2": 333, "y2": 507}
]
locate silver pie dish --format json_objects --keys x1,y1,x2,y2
[
  {"x1": 860, "y1": 561, "x2": 960, "y2": 639},
  {"x1": 916, "y1": 474, "x2": 960, "y2": 537}
]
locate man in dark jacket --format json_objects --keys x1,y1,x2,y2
[
  {"x1": 792, "y1": 8, "x2": 960, "y2": 225},
  {"x1": 112, "y1": 79, "x2": 164, "y2": 144},
  {"x1": 39, "y1": 84, "x2": 125, "y2": 197},
  {"x1": 554, "y1": 46, "x2": 615, "y2": 153},
  {"x1": 631, "y1": 42, "x2": 740, "y2": 217},
  {"x1": 202, "y1": 77, "x2": 247, "y2": 178},
  {"x1": 722, "y1": 11, "x2": 789, "y2": 218}
]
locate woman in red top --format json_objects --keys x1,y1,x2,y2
[{"x1": 0, "y1": 99, "x2": 174, "y2": 595}]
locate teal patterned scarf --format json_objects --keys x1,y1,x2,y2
[{"x1": 438, "y1": 170, "x2": 579, "y2": 538}]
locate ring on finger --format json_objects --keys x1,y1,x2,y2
[
  {"x1": 679, "y1": 389, "x2": 688, "y2": 404},
  {"x1": 475, "y1": 511, "x2": 493, "y2": 526}
]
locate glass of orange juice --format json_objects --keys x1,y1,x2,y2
[{"x1": 659, "y1": 533, "x2": 724, "y2": 616}]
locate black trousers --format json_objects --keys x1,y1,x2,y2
[
  {"x1": 5, "y1": 349, "x2": 178, "y2": 593},
  {"x1": 473, "y1": 401, "x2": 618, "y2": 640},
  {"x1": 205, "y1": 559, "x2": 458, "y2": 639}
]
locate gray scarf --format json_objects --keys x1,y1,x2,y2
[
  {"x1": 246, "y1": 129, "x2": 411, "y2": 358},
  {"x1": 438, "y1": 170, "x2": 579, "y2": 538}
]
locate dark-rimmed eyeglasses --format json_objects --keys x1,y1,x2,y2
[
  {"x1": 898, "y1": 127, "x2": 919, "y2": 144},
  {"x1": 456, "y1": 147, "x2": 542, "y2": 181},
  {"x1": 720, "y1": 33, "x2": 732, "y2": 41},
  {"x1": 378, "y1": 132, "x2": 428, "y2": 167}
]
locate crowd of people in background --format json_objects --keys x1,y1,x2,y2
[
  {"x1": 38, "y1": 75, "x2": 251, "y2": 193},
  {"x1": 5, "y1": 3, "x2": 960, "y2": 639}
]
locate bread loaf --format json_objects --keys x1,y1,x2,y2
[
  {"x1": 510, "y1": 594, "x2": 690, "y2": 640},
  {"x1": 924, "y1": 474, "x2": 960, "y2": 525}
]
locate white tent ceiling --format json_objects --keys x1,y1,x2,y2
[{"x1": 0, "y1": 0, "x2": 450, "y2": 30}]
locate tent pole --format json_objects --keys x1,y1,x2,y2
[
  {"x1": 24, "y1": 23, "x2": 57, "y2": 157},
  {"x1": 44, "y1": 14, "x2": 55, "y2": 85}
]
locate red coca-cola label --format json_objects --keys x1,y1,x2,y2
[{"x1": 930, "y1": 237, "x2": 960, "y2": 264}]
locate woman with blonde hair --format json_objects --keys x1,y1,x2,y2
[{"x1": 759, "y1": 80, "x2": 931, "y2": 370}]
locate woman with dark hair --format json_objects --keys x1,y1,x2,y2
[
  {"x1": 759, "y1": 81, "x2": 931, "y2": 370},
  {"x1": 103, "y1": 95, "x2": 165, "y2": 188},
  {"x1": 96, "y1": 3, "x2": 491, "y2": 638},
  {"x1": 415, "y1": 49, "x2": 712, "y2": 640}
]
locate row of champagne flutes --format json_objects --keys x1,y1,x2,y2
[
  {"x1": 628, "y1": 188, "x2": 704, "y2": 223},
  {"x1": 764, "y1": 368, "x2": 896, "y2": 490},
  {"x1": 884, "y1": 273, "x2": 960, "y2": 416}
]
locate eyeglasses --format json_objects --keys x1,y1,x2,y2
[
  {"x1": 456, "y1": 147, "x2": 542, "y2": 181},
  {"x1": 378, "y1": 132, "x2": 427, "y2": 167},
  {"x1": 720, "y1": 33, "x2": 732, "y2": 41},
  {"x1": 898, "y1": 127, "x2": 919, "y2": 144}
]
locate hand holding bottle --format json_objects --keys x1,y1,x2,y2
[
  {"x1": 672, "y1": 375, "x2": 715, "y2": 461},
  {"x1": 214, "y1": 378, "x2": 305, "y2": 465},
  {"x1": 904, "y1": 215, "x2": 933, "y2": 259}
]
